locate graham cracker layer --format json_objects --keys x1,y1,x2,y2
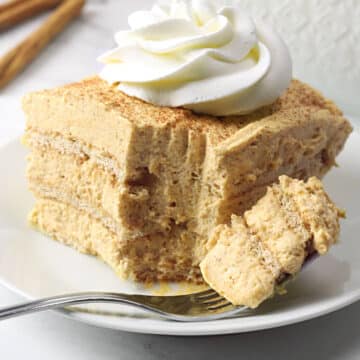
[{"x1": 30, "y1": 197, "x2": 203, "y2": 283}]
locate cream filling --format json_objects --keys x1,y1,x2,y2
[
  {"x1": 24, "y1": 132, "x2": 125, "y2": 180},
  {"x1": 31, "y1": 185, "x2": 147, "y2": 239}
]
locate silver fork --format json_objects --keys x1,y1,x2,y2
[
  {"x1": 0, "y1": 289, "x2": 248, "y2": 322},
  {"x1": 0, "y1": 253, "x2": 318, "y2": 322}
]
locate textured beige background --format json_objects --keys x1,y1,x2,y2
[{"x1": 240, "y1": 0, "x2": 360, "y2": 115}]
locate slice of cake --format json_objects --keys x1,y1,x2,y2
[
  {"x1": 200, "y1": 176, "x2": 344, "y2": 308},
  {"x1": 22, "y1": 77, "x2": 351, "y2": 283}
]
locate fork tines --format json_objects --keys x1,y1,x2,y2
[{"x1": 193, "y1": 289, "x2": 233, "y2": 311}]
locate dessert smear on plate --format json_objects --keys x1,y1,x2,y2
[{"x1": 22, "y1": 0, "x2": 352, "y2": 308}]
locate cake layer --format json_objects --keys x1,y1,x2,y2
[
  {"x1": 22, "y1": 77, "x2": 344, "y2": 148},
  {"x1": 24, "y1": 128, "x2": 206, "y2": 240},
  {"x1": 29, "y1": 198, "x2": 203, "y2": 283},
  {"x1": 24, "y1": 84, "x2": 352, "y2": 244},
  {"x1": 215, "y1": 148, "x2": 333, "y2": 219},
  {"x1": 200, "y1": 176, "x2": 343, "y2": 308},
  {"x1": 27, "y1": 146, "x2": 144, "y2": 238},
  {"x1": 26, "y1": 128, "x2": 334, "y2": 236},
  {"x1": 23, "y1": 76, "x2": 352, "y2": 283}
]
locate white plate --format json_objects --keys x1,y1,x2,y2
[{"x1": 0, "y1": 130, "x2": 359, "y2": 336}]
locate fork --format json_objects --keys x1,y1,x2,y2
[
  {"x1": 0, "y1": 253, "x2": 318, "y2": 322},
  {"x1": 0, "y1": 289, "x2": 249, "y2": 322}
]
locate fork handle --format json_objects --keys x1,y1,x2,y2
[{"x1": 0, "y1": 292, "x2": 146, "y2": 320}]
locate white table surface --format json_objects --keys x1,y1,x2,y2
[{"x1": 0, "y1": 1, "x2": 359, "y2": 358}]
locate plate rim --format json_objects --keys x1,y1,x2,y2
[{"x1": 1, "y1": 275, "x2": 359, "y2": 336}]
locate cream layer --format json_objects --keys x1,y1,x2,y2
[{"x1": 30, "y1": 197, "x2": 203, "y2": 283}]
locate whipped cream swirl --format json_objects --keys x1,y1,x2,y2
[{"x1": 98, "y1": 0, "x2": 292, "y2": 116}]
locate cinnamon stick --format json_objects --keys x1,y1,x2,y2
[
  {"x1": 0, "y1": 0, "x2": 27, "y2": 12},
  {"x1": 0, "y1": 0, "x2": 63, "y2": 30},
  {"x1": 0, "y1": 0, "x2": 85, "y2": 89}
]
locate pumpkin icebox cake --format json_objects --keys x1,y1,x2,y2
[{"x1": 22, "y1": 0, "x2": 352, "y2": 308}]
